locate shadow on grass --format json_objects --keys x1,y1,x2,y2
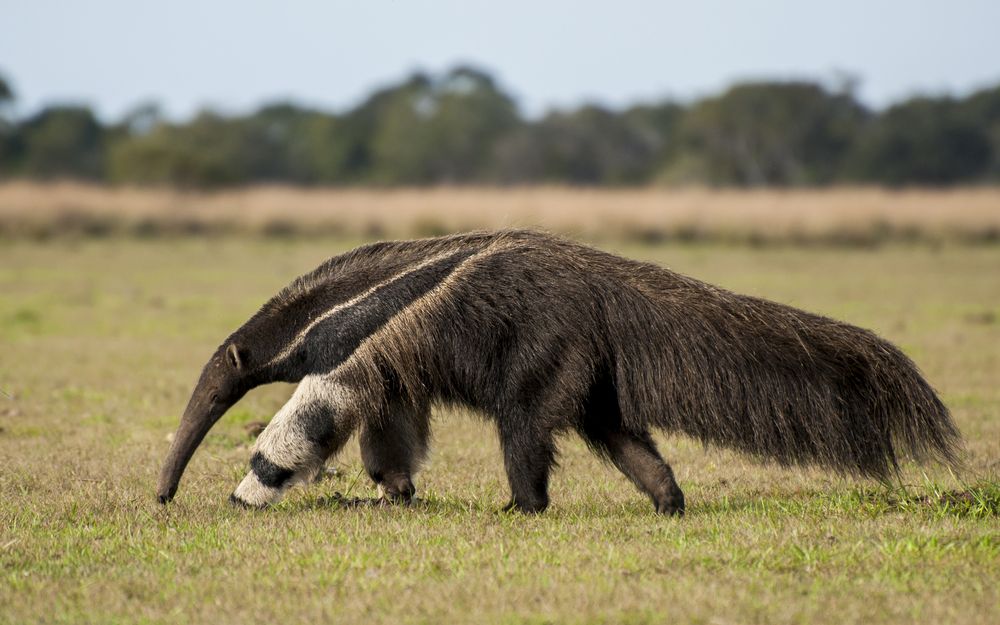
[{"x1": 288, "y1": 492, "x2": 491, "y2": 516}]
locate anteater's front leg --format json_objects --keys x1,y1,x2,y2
[
  {"x1": 230, "y1": 377, "x2": 355, "y2": 508},
  {"x1": 359, "y1": 398, "x2": 430, "y2": 504}
]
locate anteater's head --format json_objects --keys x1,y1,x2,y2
[{"x1": 157, "y1": 342, "x2": 253, "y2": 504}]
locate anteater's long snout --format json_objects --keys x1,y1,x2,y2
[{"x1": 157, "y1": 397, "x2": 226, "y2": 504}]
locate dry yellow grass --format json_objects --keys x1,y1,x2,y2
[{"x1": 1, "y1": 182, "x2": 999, "y2": 243}]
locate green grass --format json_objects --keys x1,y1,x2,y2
[{"x1": 1, "y1": 238, "x2": 998, "y2": 624}]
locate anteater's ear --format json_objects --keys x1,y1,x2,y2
[{"x1": 226, "y1": 343, "x2": 244, "y2": 371}]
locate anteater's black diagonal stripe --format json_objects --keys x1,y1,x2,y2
[
  {"x1": 250, "y1": 452, "x2": 295, "y2": 488},
  {"x1": 307, "y1": 248, "x2": 479, "y2": 373}
]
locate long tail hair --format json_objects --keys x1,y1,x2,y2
[{"x1": 607, "y1": 273, "x2": 962, "y2": 479}]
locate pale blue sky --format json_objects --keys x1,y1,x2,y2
[{"x1": 2, "y1": 0, "x2": 999, "y2": 120}]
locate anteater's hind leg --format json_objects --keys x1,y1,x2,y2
[
  {"x1": 230, "y1": 377, "x2": 356, "y2": 508},
  {"x1": 499, "y1": 423, "x2": 557, "y2": 514},
  {"x1": 579, "y1": 369, "x2": 684, "y2": 515},
  {"x1": 589, "y1": 428, "x2": 685, "y2": 516},
  {"x1": 360, "y1": 398, "x2": 431, "y2": 504}
]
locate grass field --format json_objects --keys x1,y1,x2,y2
[{"x1": 1, "y1": 236, "x2": 998, "y2": 624}]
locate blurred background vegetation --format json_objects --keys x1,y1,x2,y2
[{"x1": 2, "y1": 66, "x2": 999, "y2": 189}]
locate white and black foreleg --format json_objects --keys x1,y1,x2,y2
[{"x1": 231, "y1": 377, "x2": 355, "y2": 508}]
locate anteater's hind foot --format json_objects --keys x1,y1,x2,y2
[
  {"x1": 587, "y1": 427, "x2": 685, "y2": 516},
  {"x1": 654, "y1": 482, "x2": 685, "y2": 516}
]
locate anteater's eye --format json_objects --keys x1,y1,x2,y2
[{"x1": 209, "y1": 392, "x2": 219, "y2": 403}]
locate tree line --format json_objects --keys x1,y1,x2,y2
[{"x1": 1, "y1": 66, "x2": 999, "y2": 188}]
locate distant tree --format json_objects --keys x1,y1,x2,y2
[
  {"x1": 350, "y1": 73, "x2": 433, "y2": 184},
  {"x1": 622, "y1": 103, "x2": 686, "y2": 157},
  {"x1": 676, "y1": 82, "x2": 867, "y2": 186},
  {"x1": 848, "y1": 96, "x2": 993, "y2": 185},
  {"x1": 7, "y1": 67, "x2": 1000, "y2": 187},
  {"x1": 118, "y1": 102, "x2": 165, "y2": 137},
  {"x1": 101, "y1": 102, "x2": 164, "y2": 163},
  {"x1": 423, "y1": 66, "x2": 521, "y2": 182},
  {"x1": 109, "y1": 101, "x2": 368, "y2": 187},
  {"x1": 322, "y1": 73, "x2": 431, "y2": 184},
  {"x1": 108, "y1": 111, "x2": 241, "y2": 187},
  {"x1": 233, "y1": 103, "x2": 324, "y2": 183},
  {"x1": 0, "y1": 75, "x2": 12, "y2": 110},
  {"x1": 366, "y1": 67, "x2": 520, "y2": 184},
  {"x1": 492, "y1": 102, "x2": 683, "y2": 185},
  {"x1": 17, "y1": 105, "x2": 106, "y2": 179},
  {"x1": 959, "y1": 86, "x2": 1000, "y2": 180},
  {"x1": 536, "y1": 106, "x2": 629, "y2": 183},
  {"x1": 0, "y1": 73, "x2": 16, "y2": 177}
]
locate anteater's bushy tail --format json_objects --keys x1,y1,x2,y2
[{"x1": 609, "y1": 283, "x2": 963, "y2": 480}]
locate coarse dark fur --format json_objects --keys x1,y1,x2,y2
[{"x1": 157, "y1": 229, "x2": 962, "y2": 515}]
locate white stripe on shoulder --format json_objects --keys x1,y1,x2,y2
[
  {"x1": 261, "y1": 248, "x2": 468, "y2": 369},
  {"x1": 335, "y1": 240, "x2": 511, "y2": 374}
]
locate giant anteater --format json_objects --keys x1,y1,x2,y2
[{"x1": 157, "y1": 230, "x2": 960, "y2": 515}]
